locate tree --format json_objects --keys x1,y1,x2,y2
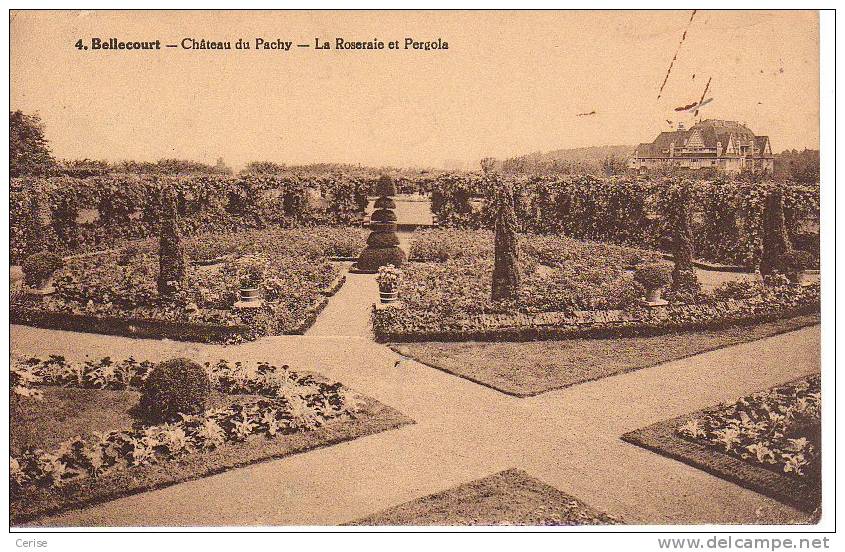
[
  {"x1": 10, "y1": 110, "x2": 54, "y2": 176},
  {"x1": 487, "y1": 161, "x2": 520, "y2": 301},
  {"x1": 214, "y1": 157, "x2": 233, "y2": 175},
  {"x1": 601, "y1": 155, "x2": 627, "y2": 177},
  {"x1": 773, "y1": 149, "x2": 820, "y2": 183},
  {"x1": 157, "y1": 187, "x2": 187, "y2": 296}
]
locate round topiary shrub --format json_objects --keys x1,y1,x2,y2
[
  {"x1": 366, "y1": 231, "x2": 401, "y2": 247},
  {"x1": 370, "y1": 209, "x2": 398, "y2": 222},
  {"x1": 369, "y1": 222, "x2": 398, "y2": 233},
  {"x1": 374, "y1": 197, "x2": 397, "y2": 209},
  {"x1": 22, "y1": 251, "x2": 64, "y2": 288},
  {"x1": 138, "y1": 358, "x2": 211, "y2": 423}
]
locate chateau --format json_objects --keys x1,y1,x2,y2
[{"x1": 629, "y1": 119, "x2": 774, "y2": 174}]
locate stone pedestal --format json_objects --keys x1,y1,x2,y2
[
  {"x1": 640, "y1": 298, "x2": 669, "y2": 308},
  {"x1": 234, "y1": 299, "x2": 264, "y2": 309}
]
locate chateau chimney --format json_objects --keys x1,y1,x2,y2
[{"x1": 716, "y1": 141, "x2": 722, "y2": 157}]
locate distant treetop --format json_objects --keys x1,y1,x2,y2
[{"x1": 10, "y1": 110, "x2": 55, "y2": 177}]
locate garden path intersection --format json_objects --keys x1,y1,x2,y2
[{"x1": 13, "y1": 274, "x2": 819, "y2": 527}]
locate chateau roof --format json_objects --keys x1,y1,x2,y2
[{"x1": 633, "y1": 119, "x2": 771, "y2": 159}]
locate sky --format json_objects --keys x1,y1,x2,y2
[{"x1": 10, "y1": 10, "x2": 820, "y2": 169}]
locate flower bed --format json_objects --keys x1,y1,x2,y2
[
  {"x1": 409, "y1": 228, "x2": 659, "y2": 267},
  {"x1": 10, "y1": 355, "x2": 413, "y2": 524},
  {"x1": 11, "y1": 228, "x2": 365, "y2": 342},
  {"x1": 622, "y1": 376, "x2": 821, "y2": 513},
  {"x1": 374, "y1": 230, "x2": 820, "y2": 342},
  {"x1": 400, "y1": 229, "x2": 661, "y2": 316},
  {"x1": 676, "y1": 376, "x2": 820, "y2": 483},
  {"x1": 374, "y1": 281, "x2": 819, "y2": 343}
]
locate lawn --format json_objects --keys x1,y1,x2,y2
[
  {"x1": 348, "y1": 468, "x2": 619, "y2": 526},
  {"x1": 390, "y1": 314, "x2": 820, "y2": 396},
  {"x1": 10, "y1": 355, "x2": 413, "y2": 525},
  {"x1": 11, "y1": 227, "x2": 366, "y2": 341},
  {"x1": 11, "y1": 387, "x2": 264, "y2": 454},
  {"x1": 623, "y1": 375, "x2": 821, "y2": 515}
]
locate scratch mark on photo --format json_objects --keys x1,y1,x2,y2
[
  {"x1": 693, "y1": 76, "x2": 712, "y2": 117},
  {"x1": 657, "y1": 10, "x2": 697, "y2": 100}
]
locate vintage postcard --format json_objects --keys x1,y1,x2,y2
[{"x1": 7, "y1": 7, "x2": 833, "y2": 544}]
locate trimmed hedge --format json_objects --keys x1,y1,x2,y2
[
  {"x1": 9, "y1": 306, "x2": 252, "y2": 343},
  {"x1": 10, "y1": 294, "x2": 334, "y2": 343}
]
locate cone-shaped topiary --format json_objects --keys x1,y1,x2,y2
[
  {"x1": 157, "y1": 186, "x2": 187, "y2": 296},
  {"x1": 490, "y1": 172, "x2": 520, "y2": 301},
  {"x1": 670, "y1": 181, "x2": 700, "y2": 294},
  {"x1": 760, "y1": 184, "x2": 794, "y2": 277},
  {"x1": 357, "y1": 176, "x2": 406, "y2": 272}
]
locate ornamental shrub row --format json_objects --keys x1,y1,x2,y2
[{"x1": 11, "y1": 173, "x2": 385, "y2": 262}]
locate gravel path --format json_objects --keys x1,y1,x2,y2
[{"x1": 13, "y1": 322, "x2": 819, "y2": 527}]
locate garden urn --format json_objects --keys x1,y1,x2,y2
[
  {"x1": 379, "y1": 289, "x2": 399, "y2": 303},
  {"x1": 239, "y1": 286, "x2": 261, "y2": 303},
  {"x1": 377, "y1": 264, "x2": 402, "y2": 304},
  {"x1": 634, "y1": 262, "x2": 672, "y2": 307}
]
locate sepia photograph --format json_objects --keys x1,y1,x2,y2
[{"x1": 5, "y1": 6, "x2": 835, "y2": 541}]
